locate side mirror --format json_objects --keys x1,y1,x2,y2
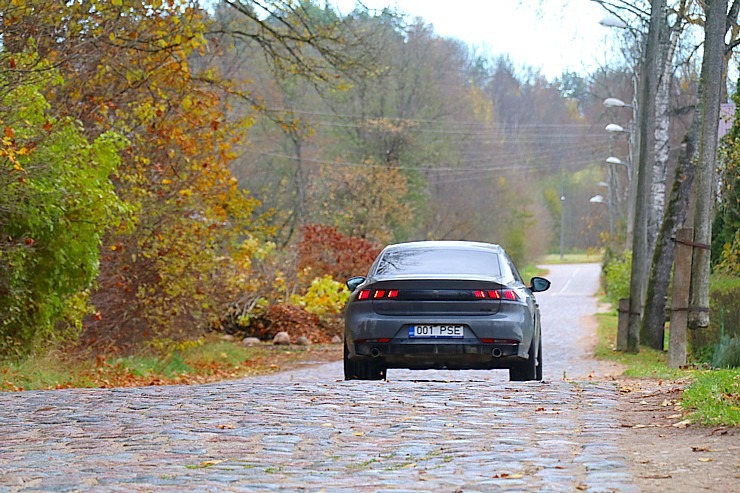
[
  {"x1": 530, "y1": 277, "x2": 551, "y2": 293},
  {"x1": 346, "y1": 276, "x2": 366, "y2": 292}
]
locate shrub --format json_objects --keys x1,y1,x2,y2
[
  {"x1": 290, "y1": 275, "x2": 350, "y2": 318},
  {"x1": 690, "y1": 274, "x2": 740, "y2": 366},
  {"x1": 298, "y1": 224, "x2": 381, "y2": 282},
  {"x1": 712, "y1": 336, "x2": 740, "y2": 369},
  {"x1": 602, "y1": 250, "x2": 632, "y2": 307},
  {"x1": 0, "y1": 61, "x2": 129, "y2": 355}
]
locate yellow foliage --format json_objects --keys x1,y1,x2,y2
[{"x1": 289, "y1": 275, "x2": 349, "y2": 318}]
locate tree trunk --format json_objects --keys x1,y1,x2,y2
[
  {"x1": 642, "y1": 117, "x2": 699, "y2": 348},
  {"x1": 627, "y1": 0, "x2": 666, "y2": 353},
  {"x1": 642, "y1": 18, "x2": 679, "y2": 349},
  {"x1": 689, "y1": 0, "x2": 727, "y2": 330}
]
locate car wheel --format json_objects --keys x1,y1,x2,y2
[
  {"x1": 509, "y1": 340, "x2": 537, "y2": 381},
  {"x1": 344, "y1": 343, "x2": 386, "y2": 381},
  {"x1": 535, "y1": 338, "x2": 542, "y2": 381}
]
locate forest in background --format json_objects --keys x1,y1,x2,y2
[{"x1": 0, "y1": 0, "x2": 716, "y2": 356}]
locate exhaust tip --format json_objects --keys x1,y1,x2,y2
[
  {"x1": 370, "y1": 347, "x2": 381, "y2": 358},
  {"x1": 492, "y1": 348, "x2": 503, "y2": 358}
]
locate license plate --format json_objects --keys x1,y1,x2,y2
[{"x1": 409, "y1": 325, "x2": 464, "y2": 338}]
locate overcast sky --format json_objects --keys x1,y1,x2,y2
[{"x1": 329, "y1": 0, "x2": 614, "y2": 80}]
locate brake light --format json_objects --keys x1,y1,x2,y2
[
  {"x1": 474, "y1": 289, "x2": 519, "y2": 301},
  {"x1": 355, "y1": 289, "x2": 400, "y2": 300},
  {"x1": 503, "y1": 290, "x2": 518, "y2": 301}
]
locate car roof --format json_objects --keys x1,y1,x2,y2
[{"x1": 382, "y1": 240, "x2": 504, "y2": 254}]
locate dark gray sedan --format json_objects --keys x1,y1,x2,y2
[{"x1": 343, "y1": 241, "x2": 550, "y2": 381}]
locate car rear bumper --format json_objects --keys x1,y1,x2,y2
[{"x1": 351, "y1": 340, "x2": 522, "y2": 370}]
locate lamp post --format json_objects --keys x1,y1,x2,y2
[
  {"x1": 589, "y1": 194, "x2": 611, "y2": 239},
  {"x1": 560, "y1": 169, "x2": 565, "y2": 260},
  {"x1": 605, "y1": 120, "x2": 634, "y2": 241}
]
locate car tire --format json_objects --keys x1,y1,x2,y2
[
  {"x1": 344, "y1": 343, "x2": 386, "y2": 380},
  {"x1": 509, "y1": 340, "x2": 538, "y2": 381},
  {"x1": 535, "y1": 338, "x2": 542, "y2": 381}
]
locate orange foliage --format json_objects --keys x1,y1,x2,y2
[{"x1": 298, "y1": 224, "x2": 381, "y2": 282}]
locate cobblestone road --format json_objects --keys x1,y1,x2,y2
[{"x1": 0, "y1": 263, "x2": 638, "y2": 492}]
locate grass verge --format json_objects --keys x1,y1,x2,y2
[
  {"x1": 682, "y1": 370, "x2": 740, "y2": 426},
  {"x1": 541, "y1": 251, "x2": 603, "y2": 264},
  {"x1": 521, "y1": 263, "x2": 549, "y2": 280},
  {"x1": 0, "y1": 336, "x2": 341, "y2": 391},
  {"x1": 595, "y1": 310, "x2": 739, "y2": 426}
]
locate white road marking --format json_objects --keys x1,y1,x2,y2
[{"x1": 558, "y1": 267, "x2": 580, "y2": 295}]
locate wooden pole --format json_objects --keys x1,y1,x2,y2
[
  {"x1": 617, "y1": 298, "x2": 630, "y2": 351},
  {"x1": 669, "y1": 227, "x2": 693, "y2": 368}
]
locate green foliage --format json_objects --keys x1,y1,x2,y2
[
  {"x1": 602, "y1": 251, "x2": 632, "y2": 307},
  {"x1": 0, "y1": 57, "x2": 128, "y2": 354},
  {"x1": 690, "y1": 274, "x2": 740, "y2": 363},
  {"x1": 712, "y1": 335, "x2": 740, "y2": 368},
  {"x1": 290, "y1": 275, "x2": 350, "y2": 317},
  {"x1": 714, "y1": 230, "x2": 740, "y2": 275},
  {"x1": 713, "y1": 75, "x2": 740, "y2": 274},
  {"x1": 503, "y1": 208, "x2": 533, "y2": 266},
  {"x1": 682, "y1": 369, "x2": 740, "y2": 426}
]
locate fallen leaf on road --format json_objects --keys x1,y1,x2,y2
[
  {"x1": 200, "y1": 460, "x2": 223, "y2": 467},
  {"x1": 691, "y1": 446, "x2": 712, "y2": 452},
  {"x1": 698, "y1": 458, "x2": 713, "y2": 462},
  {"x1": 672, "y1": 419, "x2": 692, "y2": 428}
]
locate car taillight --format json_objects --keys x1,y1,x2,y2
[
  {"x1": 356, "y1": 289, "x2": 399, "y2": 300},
  {"x1": 477, "y1": 289, "x2": 519, "y2": 301}
]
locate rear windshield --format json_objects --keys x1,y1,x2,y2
[{"x1": 373, "y1": 248, "x2": 502, "y2": 279}]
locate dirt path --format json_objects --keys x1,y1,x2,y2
[{"x1": 541, "y1": 263, "x2": 738, "y2": 493}]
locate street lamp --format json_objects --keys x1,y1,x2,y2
[
  {"x1": 604, "y1": 120, "x2": 635, "y2": 240},
  {"x1": 589, "y1": 194, "x2": 612, "y2": 242},
  {"x1": 599, "y1": 14, "x2": 629, "y2": 29},
  {"x1": 604, "y1": 97, "x2": 633, "y2": 109}
]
